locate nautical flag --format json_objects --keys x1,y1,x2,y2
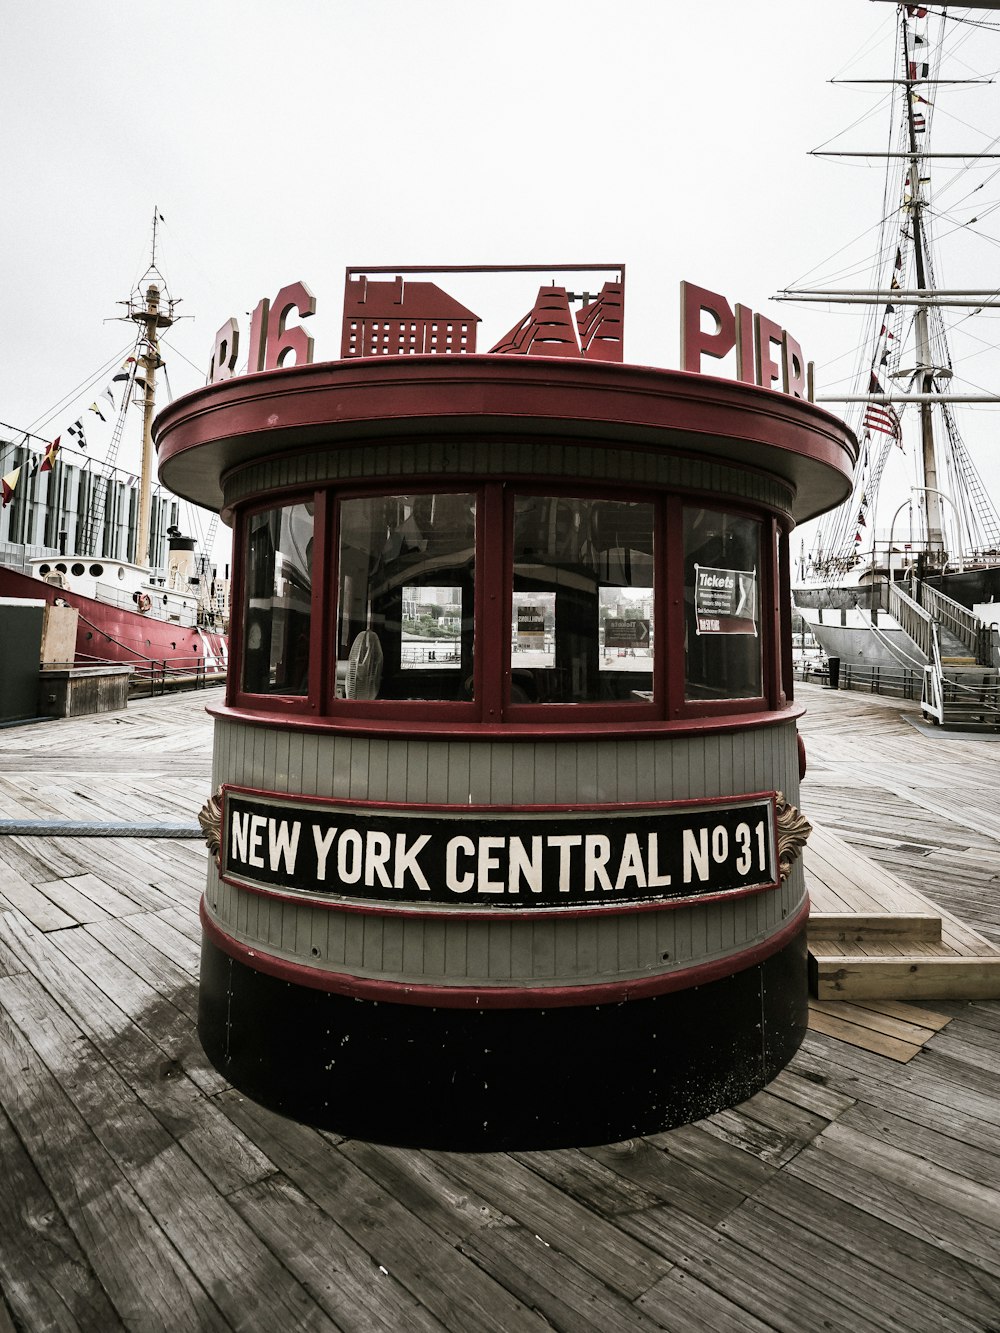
[
  {"x1": 101, "y1": 385, "x2": 115, "y2": 410},
  {"x1": 88, "y1": 401, "x2": 107, "y2": 422},
  {"x1": 39, "y1": 437, "x2": 61, "y2": 474},
  {"x1": 863, "y1": 403, "x2": 901, "y2": 441},
  {"x1": 854, "y1": 531, "x2": 863, "y2": 544},
  {"x1": 858, "y1": 511, "x2": 867, "y2": 527},
  {"x1": 1, "y1": 466, "x2": 20, "y2": 507},
  {"x1": 908, "y1": 61, "x2": 929, "y2": 80},
  {"x1": 113, "y1": 356, "x2": 137, "y2": 384},
  {"x1": 913, "y1": 113, "x2": 926, "y2": 133},
  {"x1": 894, "y1": 248, "x2": 903, "y2": 269},
  {"x1": 906, "y1": 6, "x2": 928, "y2": 17},
  {"x1": 66, "y1": 419, "x2": 87, "y2": 450}
]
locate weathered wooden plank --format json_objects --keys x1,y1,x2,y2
[
  {"x1": 220, "y1": 1090, "x2": 558, "y2": 1333},
  {"x1": 636, "y1": 1120, "x2": 780, "y2": 1199},
  {"x1": 809, "y1": 912, "x2": 942, "y2": 941},
  {"x1": 750, "y1": 1169, "x2": 1000, "y2": 1327},
  {"x1": 229, "y1": 1171, "x2": 451, "y2": 1333},
  {"x1": 813, "y1": 954, "x2": 1000, "y2": 1001},
  {"x1": 810, "y1": 999, "x2": 942, "y2": 1046},
  {"x1": 839, "y1": 1099, "x2": 1000, "y2": 1190},
  {"x1": 0, "y1": 995, "x2": 228, "y2": 1331},
  {"x1": 722, "y1": 1189, "x2": 990, "y2": 1333},
  {"x1": 426, "y1": 1146, "x2": 671, "y2": 1300},
  {"x1": 797, "y1": 1030, "x2": 1000, "y2": 1131},
  {"x1": 794, "y1": 1121, "x2": 1000, "y2": 1270},
  {"x1": 459, "y1": 1224, "x2": 675, "y2": 1333},
  {"x1": 0, "y1": 874, "x2": 77, "y2": 932},
  {"x1": 0, "y1": 1101, "x2": 127, "y2": 1332},
  {"x1": 581, "y1": 1135, "x2": 749, "y2": 1228},
  {"x1": 623, "y1": 1203, "x2": 870, "y2": 1333},
  {"x1": 843, "y1": 996, "x2": 953, "y2": 1030},
  {"x1": 510, "y1": 1145, "x2": 672, "y2": 1217},
  {"x1": 0, "y1": 970, "x2": 332, "y2": 1330},
  {"x1": 698, "y1": 1096, "x2": 829, "y2": 1165},
  {"x1": 807, "y1": 1006, "x2": 924, "y2": 1061}
]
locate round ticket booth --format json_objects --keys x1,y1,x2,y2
[{"x1": 157, "y1": 351, "x2": 854, "y2": 1149}]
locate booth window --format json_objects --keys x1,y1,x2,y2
[
  {"x1": 683, "y1": 507, "x2": 762, "y2": 700},
  {"x1": 511, "y1": 497, "x2": 654, "y2": 704},
  {"x1": 336, "y1": 493, "x2": 476, "y2": 701},
  {"x1": 242, "y1": 503, "x2": 314, "y2": 696}
]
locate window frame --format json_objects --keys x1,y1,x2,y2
[
  {"x1": 325, "y1": 483, "x2": 483, "y2": 721},
  {"x1": 501, "y1": 484, "x2": 662, "y2": 723},
  {"x1": 229, "y1": 490, "x2": 325, "y2": 717},
  {"x1": 228, "y1": 480, "x2": 786, "y2": 724}
]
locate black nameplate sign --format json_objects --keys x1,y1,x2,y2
[{"x1": 221, "y1": 790, "x2": 778, "y2": 911}]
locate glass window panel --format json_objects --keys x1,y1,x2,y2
[
  {"x1": 242, "y1": 503, "x2": 314, "y2": 695},
  {"x1": 337, "y1": 493, "x2": 475, "y2": 701},
  {"x1": 684, "y1": 508, "x2": 762, "y2": 700},
  {"x1": 511, "y1": 497, "x2": 654, "y2": 704}
]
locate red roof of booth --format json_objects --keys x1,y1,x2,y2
[{"x1": 154, "y1": 355, "x2": 857, "y2": 524}]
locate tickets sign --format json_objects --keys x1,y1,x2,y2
[
  {"x1": 694, "y1": 564, "x2": 758, "y2": 636},
  {"x1": 220, "y1": 789, "x2": 778, "y2": 911}
]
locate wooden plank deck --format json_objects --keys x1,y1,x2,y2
[
  {"x1": 800, "y1": 685, "x2": 1000, "y2": 1000},
  {"x1": 1, "y1": 682, "x2": 999, "y2": 1331}
]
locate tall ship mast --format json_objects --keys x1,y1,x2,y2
[
  {"x1": 782, "y1": 2, "x2": 1000, "y2": 727},
  {"x1": 784, "y1": 2, "x2": 1000, "y2": 582},
  {"x1": 0, "y1": 211, "x2": 229, "y2": 682}
]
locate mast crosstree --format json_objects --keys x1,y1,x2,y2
[{"x1": 777, "y1": 4, "x2": 1000, "y2": 576}]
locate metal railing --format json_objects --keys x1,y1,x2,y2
[
  {"x1": 794, "y1": 659, "x2": 922, "y2": 700},
  {"x1": 887, "y1": 580, "x2": 934, "y2": 661},
  {"x1": 919, "y1": 581, "x2": 985, "y2": 661}
]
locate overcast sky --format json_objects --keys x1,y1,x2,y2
[{"x1": 3, "y1": 1, "x2": 999, "y2": 559}]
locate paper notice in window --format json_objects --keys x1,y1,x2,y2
[{"x1": 694, "y1": 565, "x2": 758, "y2": 636}]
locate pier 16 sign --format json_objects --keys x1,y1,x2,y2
[{"x1": 220, "y1": 788, "x2": 779, "y2": 913}]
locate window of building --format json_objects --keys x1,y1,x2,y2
[
  {"x1": 683, "y1": 507, "x2": 762, "y2": 701},
  {"x1": 510, "y1": 497, "x2": 654, "y2": 704},
  {"x1": 336, "y1": 493, "x2": 475, "y2": 702},
  {"x1": 242, "y1": 503, "x2": 314, "y2": 696}
]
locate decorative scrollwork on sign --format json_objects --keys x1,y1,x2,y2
[
  {"x1": 198, "y1": 787, "x2": 223, "y2": 865},
  {"x1": 775, "y1": 791, "x2": 811, "y2": 883}
]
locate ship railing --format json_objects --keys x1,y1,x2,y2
[
  {"x1": 73, "y1": 649, "x2": 218, "y2": 696},
  {"x1": 921, "y1": 622, "x2": 1000, "y2": 728},
  {"x1": 922, "y1": 625, "x2": 945, "y2": 725},
  {"x1": 887, "y1": 581, "x2": 934, "y2": 660},
  {"x1": 130, "y1": 658, "x2": 210, "y2": 696},
  {"x1": 796, "y1": 659, "x2": 922, "y2": 700},
  {"x1": 917, "y1": 580, "x2": 987, "y2": 662},
  {"x1": 94, "y1": 581, "x2": 199, "y2": 628}
]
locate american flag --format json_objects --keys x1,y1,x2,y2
[{"x1": 863, "y1": 403, "x2": 902, "y2": 442}]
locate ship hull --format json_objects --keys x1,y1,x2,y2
[
  {"x1": 794, "y1": 602, "x2": 921, "y2": 669},
  {"x1": 0, "y1": 565, "x2": 227, "y2": 675}
]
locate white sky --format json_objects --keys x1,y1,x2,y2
[{"x1": 3, "y1": 1, "x2": 999, "y2": 563}]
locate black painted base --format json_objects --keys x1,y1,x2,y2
[{"x1": 199, "y1": 930, "x2": 808, "y2": 1150}]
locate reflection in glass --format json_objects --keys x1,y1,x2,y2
[
  {"x1": 242, "y1": 504, "x2": 313, "y2": 695},
  {"x1": 511, "y1": 497, "x2": 654, "y2": 703},
  {"x1": 337, "y1": 494, "x2": 475, "y2": 701},
  {"x1": 684, "y1": 508, "x2": 762, "y2": 700}
]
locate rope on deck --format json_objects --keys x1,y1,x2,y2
[{"x1": 0, "y1": 820, "x2": 202, "y2": 838}]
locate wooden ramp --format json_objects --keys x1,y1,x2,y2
[{"x1": 805, "y1": 815, "x2": 1000, "y2": 1001}]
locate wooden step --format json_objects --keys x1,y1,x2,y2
[
  {"x1": 809, "y1": 912, "x2": 941, "y2": 943},
  {"x1": 809, "y1": 952, "x2": 1000, "y2": 1001}
]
